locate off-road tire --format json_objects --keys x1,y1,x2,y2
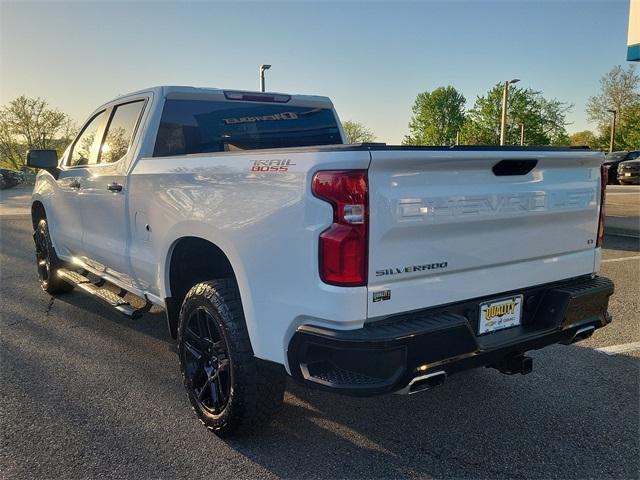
[
  {"x1": 177, "y1": 279, "x2": 286, "y2": 437},
  {"x1": 33, "y1": 218, "x2": 74, "y2": 294}
]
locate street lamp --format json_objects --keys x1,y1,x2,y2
[
  {"x1": 259, "y1": 64, "x2": 271, "y2": 92},
  {"x1": 607, "y1": 109, "x2": 617, "y2": 153},
  {"x1": 520, "y1": 122, "x2": 525, "y2": 146},
  {"x1": 499, "y1": 78, "x2": 520, "y2": 146}
]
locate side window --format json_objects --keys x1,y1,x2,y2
[
  {"x1": 627, "y1": 151, "x2": 639, "y2": 160},
  {"x1": 100, "y1": 101, "x2": 145, "y2": 164},
  {"x1": 67, "y1": 111, "x2": 106, "y2": 167}
]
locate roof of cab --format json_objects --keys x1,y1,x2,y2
[{"x1": 103, "y1": 85, "x2": 334, "y2": 109}]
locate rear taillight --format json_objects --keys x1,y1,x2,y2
[
  {"x1": 312, "y1": 170, "x2": 368, "y2": 286},
  {"x1": 596, "y1": 164, "x2": 608, "y2": 247}
]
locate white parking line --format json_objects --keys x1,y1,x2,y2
[
  {"x1": 601, "y1": 255, "x2": 640, "y2": 263},
  {"x1": 596, "y1": 342, "x2": 640, "y2": 356}
]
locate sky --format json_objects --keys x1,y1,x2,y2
[{"x1": 0, "y1": 0, "x2": 633, "y2": 144}]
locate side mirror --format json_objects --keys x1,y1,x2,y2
[{"x1": 26, "y1": 149, "x2": 59, "y2": 169}]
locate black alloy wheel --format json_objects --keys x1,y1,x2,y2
[
  {"x1": 33, "y1": 219, "x2": 73, "y2": 294},
  {"x1": 177, "y1": 280, "x2": 286, "y2": 436},
  {"x1": 34, "y1": 223, "x2": 51, "y2": 286},
  {"x1": 182, "y1": 306, "x2": 232, "y2": 415}
]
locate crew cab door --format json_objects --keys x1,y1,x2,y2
[
  {"x1": 51, "y1": 110, "x2": 108, "y2": 257},
  {"x1": 78, "y1": 99, "x2": 146, "y2": 288}
]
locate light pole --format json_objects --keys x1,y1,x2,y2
[
  {"x1": 520, "y1": 123, "x2": 525, "y2": 146},
  {"x1": 499, "y1": 78, "x2": 520, "y2": 146},
  {"x1": 259, "y1": 64, "x2": 271, "y2": 92},
  {"x1": 607, "y1": 109, "x2": 617, "y2": 153}
]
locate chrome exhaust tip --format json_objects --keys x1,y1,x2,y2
[
  {"x1": 396, "y1": 370, "x2": 447, "y2": 395},
  {"x1": 560, "y1": 324, "x2": 597, "y2": 345},
  {"x1": 572, "y1": 325, "x2": 595, "y2": 343}
]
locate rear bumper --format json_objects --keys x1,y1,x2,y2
[
  {"x1": 618, "y1": 175, "x2": 640, "y2": 183},
  {"x1": 287, "y1": 276, "x2": 614, "y2": 396}
]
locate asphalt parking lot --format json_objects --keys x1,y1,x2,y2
[{"x1": 1, "y1": 186, "x2": 638, "y2": 479}]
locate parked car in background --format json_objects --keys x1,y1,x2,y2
[
  {"x1": 0, "y1": 168, "x2": 25, "y2": 189},
  {"x1": 604, "y1": 150, "x2": 639, "y2": 184},
  {"x1": 617, "y1": 158, "x2": 640, "y2": 185}
]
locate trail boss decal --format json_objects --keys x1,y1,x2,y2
[
  {"x1": 251, "y1": 159, "x2": 295, "y2": 172},
  {"x1": 376, "y1": 262, "x2": 448, "y2": 277}
]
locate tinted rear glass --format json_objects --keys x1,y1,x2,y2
[
  {"x1": 154, "y1": 99, "x2": 342, "y2": 157},
  {"x1": 605, "y1": 152, "x2": 628, "y2": 162}
]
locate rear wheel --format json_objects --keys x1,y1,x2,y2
[
  {"x1": 177, "y1": 279, "x2": 285, "y2": 437},
  {"x1": 33, "y1": 218, "x2": 73, "y2": 294}
]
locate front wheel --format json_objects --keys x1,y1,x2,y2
[
  {"x1": 33, "y1": 218, "x2": 73, "y2": 294},
  {"x1": 177, "y1": 279, "x2": 286, "y2": 437}
]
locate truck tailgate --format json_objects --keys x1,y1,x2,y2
[{"x1": 367, "y1": 149, "x2": 604, "y2": 318}]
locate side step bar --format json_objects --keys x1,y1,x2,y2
[{"x1": 57, "y1": 268, "x2": 152, "y2": 319}]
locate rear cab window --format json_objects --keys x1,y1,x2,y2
[{"x1": 153, "y1": 98, "x2": 343, "y2": 157}]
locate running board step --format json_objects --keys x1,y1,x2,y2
[{"x1": 57, "y1": 268, "x2": 152, "y2": 319}]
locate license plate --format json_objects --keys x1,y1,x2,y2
[
  {"x1": 478, "y1": 295, "x2": 523, "y2": 335},
  {"x1": 625, "y1": 172, "x2": 631, "y2": 177}
]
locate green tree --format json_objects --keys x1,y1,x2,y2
[
  {"x1": 0, "y1": 96, "x2": 76, "y2": 169},
  {"x1": 403, "y1": 86, "x2": 466, "y2": 146},
  {"x1": 569, "y1": 130, "x2": 599, "y2": 148},
  {"x1": 462, "y1": 84, "x2": 571, "y2": 146},
  {"x1": 342, "y1": 120, "x2": 376, "y2": 143},
  {"x1": 586, "y1": 65, "x2": 640, "y2": 151},
  {"x1": 618, "y1": 105, "x2": 640, "y2": 149}
]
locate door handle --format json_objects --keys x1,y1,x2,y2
[
  {"x1": 107, "y1": 182, "x2": 123, "y2": 192},
  {"x1": 70, "y1": 180, "x2": 81, "y2": 189}
]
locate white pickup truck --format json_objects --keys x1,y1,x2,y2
[{"x1": 27, "y1": 86, "x2": 614, "y2": 436}]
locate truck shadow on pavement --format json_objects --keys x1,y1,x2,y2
[{"x1": 233, "y1": 350, "x2": 639, "y2": 479}]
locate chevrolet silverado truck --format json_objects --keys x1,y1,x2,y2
[{"x1": 27, "y1": 86, "x2": 614, "y2": 436}]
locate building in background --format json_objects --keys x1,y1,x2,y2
[{"x1": 629, "y1": 0, "x2": 639, "y2": 61}]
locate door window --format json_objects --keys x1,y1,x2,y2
[
  {"x1": 100, "y1": 101, "x2": 145, "y2": 164},
  {"x1": 67, "y1": 111, "x2": 106, "y2": 167}
]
